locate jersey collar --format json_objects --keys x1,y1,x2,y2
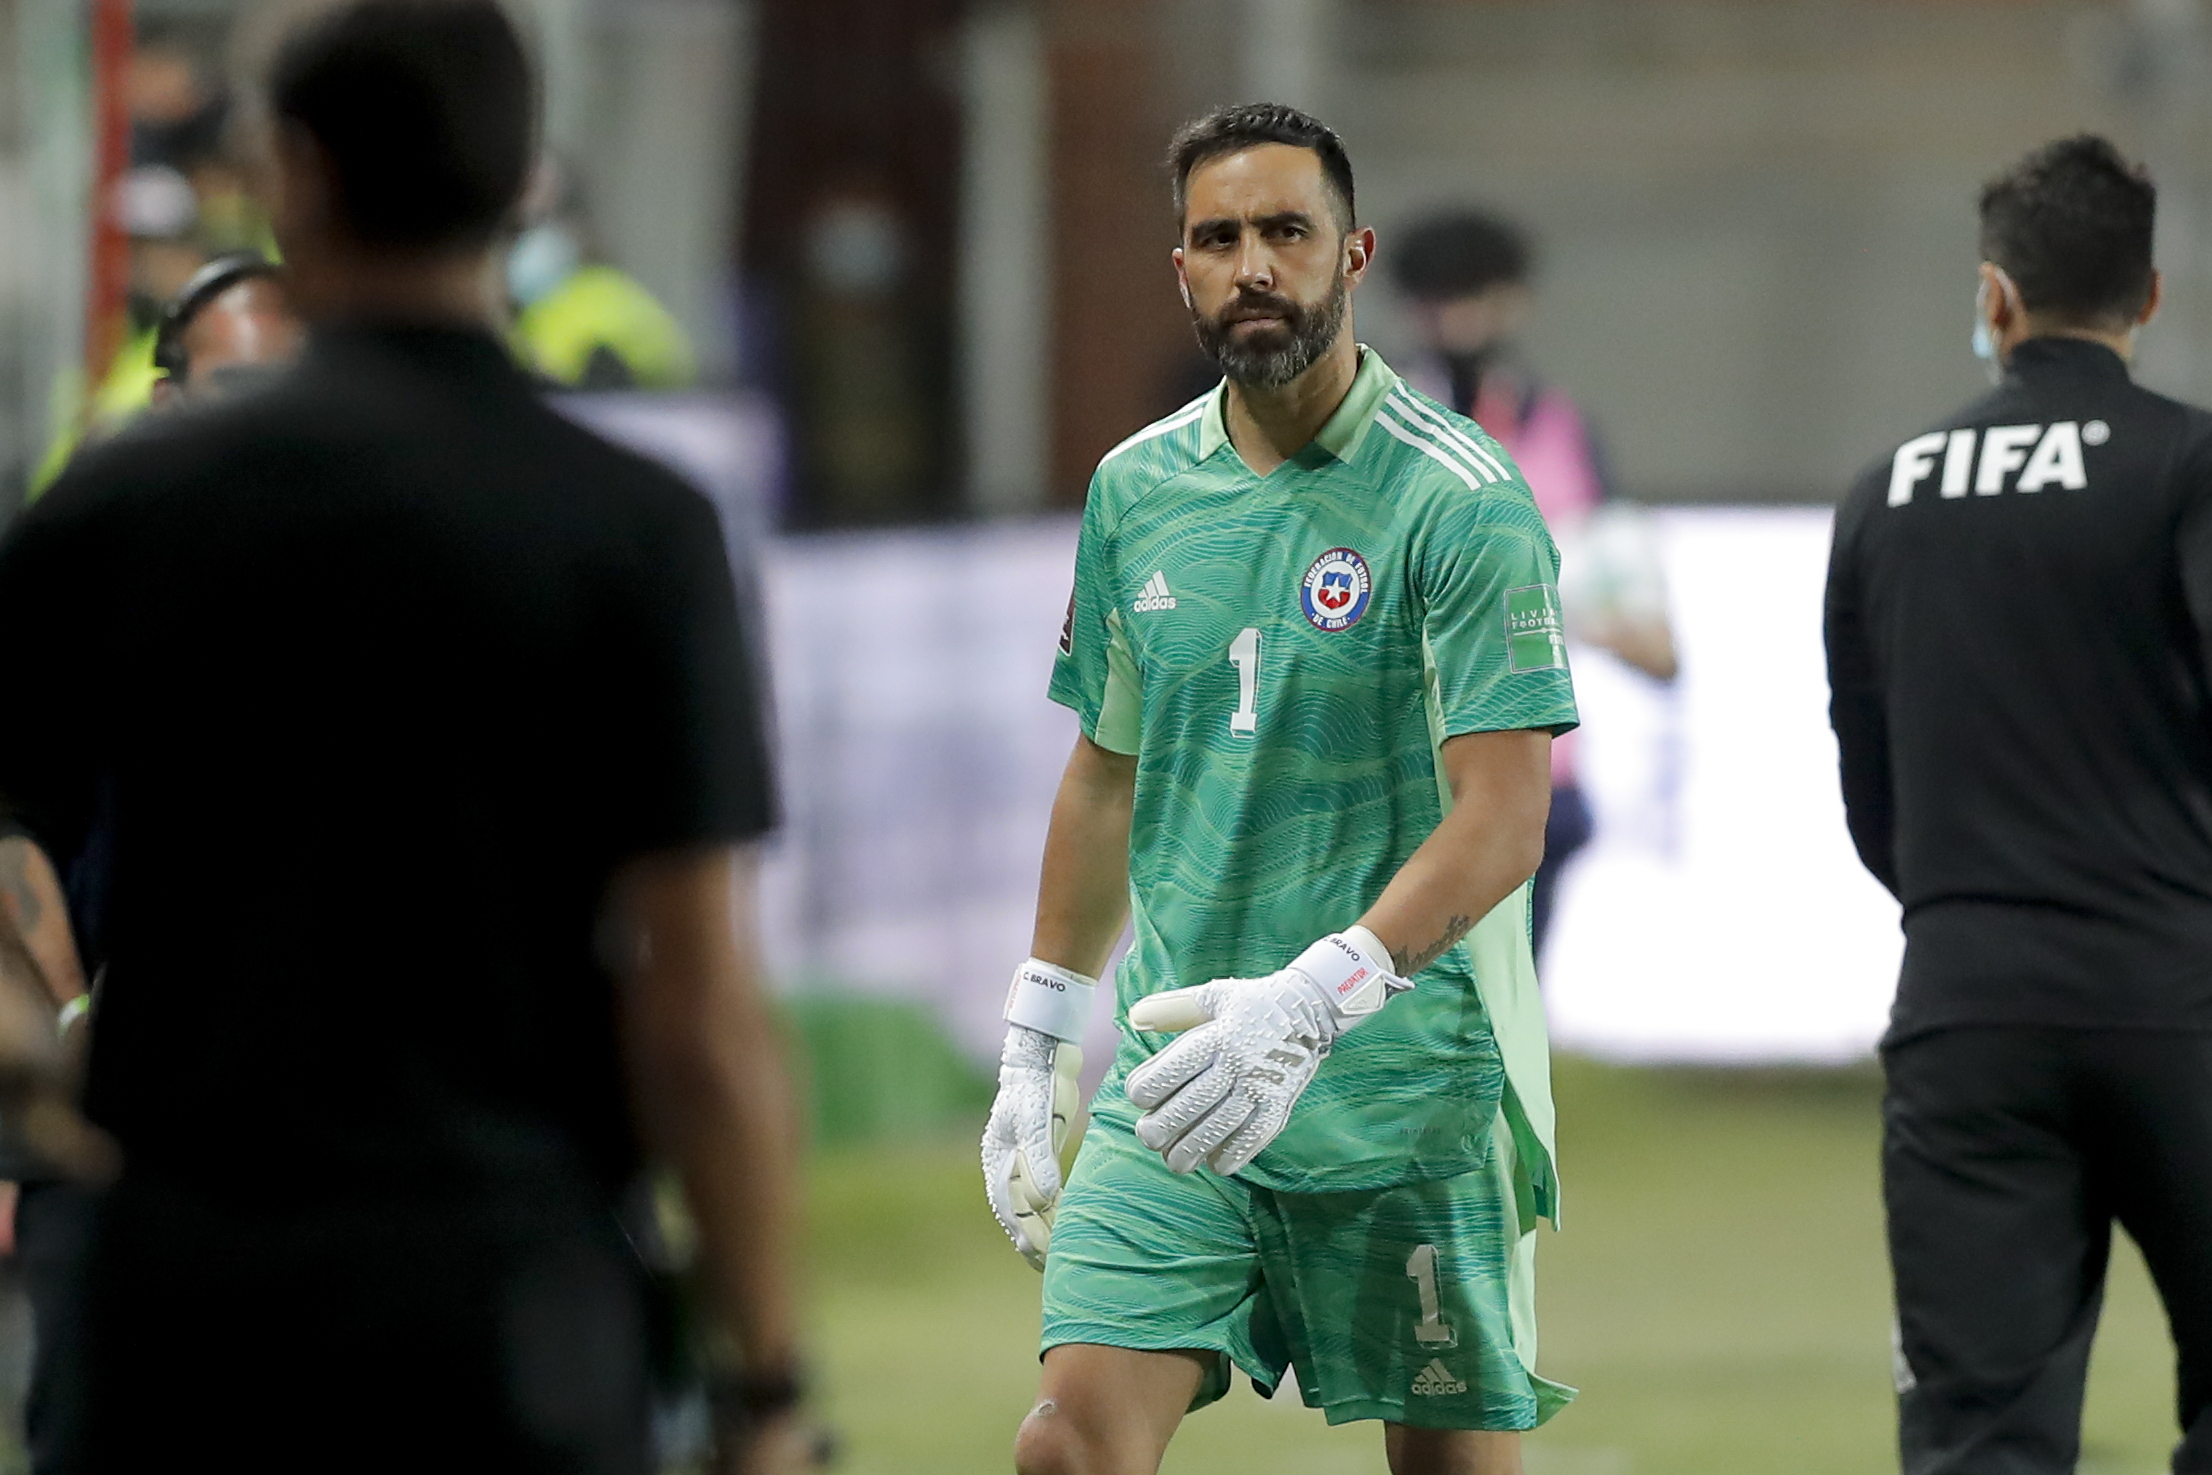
[
  {"x1": 1196, "y1": 346, "x2": 1401, "y2": 467},
  {"x1": 2005, "y1": 335, "x2": 2131, "y2": 383}
]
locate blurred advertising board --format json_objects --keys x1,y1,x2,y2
[{"x1": 1543, "y1": 508, "x2": 1901, "y2": 1063}]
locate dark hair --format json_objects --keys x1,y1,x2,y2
[
  {"x1": 155, "y1": 253, "x2": 282, "y2": 377},
  {"x1": 1390, "y1": 211, "x2": 1531, "y2": 301},
  {"x1": 1168, "y1": 103, "x2": 1355, "y2": 231},
  {"x1": 1979, "y1": 135, "x2": 2156, "y2": 327},
  {"x1": 270, "y1": 0, "x2": 536, "y2": 251}
]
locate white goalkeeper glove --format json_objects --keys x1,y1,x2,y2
[
  {"x1": 1125, "y1": 926, "x2": 1409, "y2": 1176},
  {"x1": 982, "y1": 958, "x2": 1094, "y2": 1271}
]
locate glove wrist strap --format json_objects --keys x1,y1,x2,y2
[
  {"x1": 1005, "y1": 958, "x2": 1098, "y2": 1043},
  {"x1": 1290, "y1": 926, "x2": 1408, "y2": 1022}
]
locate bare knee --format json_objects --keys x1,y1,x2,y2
[
  {"x1": 1014, "y1": 1399, "x2": 1092, "y2": 1475},
  {"x1": 1013, "y1": 1344, "x2": 1203, "y2": 1468},
  {"x1": 1016, "y1": 1343, "x2": 1199, "y2": 1475}
]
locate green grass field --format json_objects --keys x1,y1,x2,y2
[{"x1": 803, "y1": 1056, "x2": 2180, "y2": 1475}]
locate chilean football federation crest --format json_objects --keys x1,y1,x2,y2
[{"x1": 1300, "y1": 547, "x2": 1373, "y2": 632}]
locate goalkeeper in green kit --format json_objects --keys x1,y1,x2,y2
[{"x1": 981, "y1": 103, "x2": 1580, "y2": 1475}]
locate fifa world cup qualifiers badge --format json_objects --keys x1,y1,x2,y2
[
  {"x1": 1300, "y1": 547, "x2": 1373, "y2": 632},
  {"x1": 1506, "y1": 584, "x2": 1569, "y2": 672}
]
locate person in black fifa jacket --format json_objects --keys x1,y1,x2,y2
[{"x1": 1827, "y1": 135, "x2": 2212, "y2": 1475}]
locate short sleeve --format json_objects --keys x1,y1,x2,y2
[
  {"x1": 1417, "y1": 486, "x2": 1581, "y2": 739},
  {"x1": 1047, "y1": 474, "x2": 1141, "y2": 754},
  {"x1": 604, "y1": 486, "x2": 777, "y2": 855}
]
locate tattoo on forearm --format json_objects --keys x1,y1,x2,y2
[
  {"x1": 1397, "y1": 914, "x2": 1473, "y2": 976},
  {"x1": 0, "y1": 841, "x2": 41, "y2": 934}
]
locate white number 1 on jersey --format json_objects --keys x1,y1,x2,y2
[{"x1": 1228, "y1": 628, "x2": 1259, "y2": 736}]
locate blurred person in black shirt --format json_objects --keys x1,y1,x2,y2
[
  {"x1": 1828, "y1": 137, "x2": 2212, "y2": 1474},
  {"x1": 6, "y1": 253, "x2": 304, "y2": 1475},
  {"x1": 0, "y1": 4, "x2": 803, "y2": 1473}
]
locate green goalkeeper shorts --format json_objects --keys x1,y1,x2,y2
[{"x1": 1039, "y1": 1113, "x2": 1576, "y2": 1430}]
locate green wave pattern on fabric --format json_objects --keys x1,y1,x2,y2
[{"x1": 1051, "y1": 350, "x2": 1579, "y2": 1198}]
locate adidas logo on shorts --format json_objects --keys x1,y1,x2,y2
[
  {"x1": 1133, "y1": 571, "x2": 1177, "y2": 612},
  {"x1": 1410, "y1": 1359, "x2": 1468, "y2": 1397}
]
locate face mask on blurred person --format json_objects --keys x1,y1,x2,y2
[
  {"x1": 1441, "y1": 344, "x2": 1506, "y2": 420},
  {"x1": 1971, "y1": 282, "x2": 1999, "y2": 381},
  {"x1": 1971, "y1": 265, "x2": 2022, "y2": 385},
  {"x1": 506, "y1": 223, "x2": 580, "y2": 308}
]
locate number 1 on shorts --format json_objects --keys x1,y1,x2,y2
[{"x1": 1406, "y1": 1243, "x2": 1458, "y2": 1347}]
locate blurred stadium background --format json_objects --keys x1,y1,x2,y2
[{"x1": 3, "y1": 0, "x2": 2209, "y2": 1469}]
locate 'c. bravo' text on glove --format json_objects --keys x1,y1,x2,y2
[
  {"x1": 981, "y1": 959, "x2": 1094, "y2": 1270},
  {"x1": 1124, "y1": 926, "x2": 1408, "y2": 1176}
]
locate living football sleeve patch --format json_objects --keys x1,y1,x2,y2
[{"x1": 1505, "y1": 584, "x2": 1569, "y2": 672}]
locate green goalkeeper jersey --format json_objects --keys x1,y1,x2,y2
[{"x1": 1050, "y1": 348, "x2": 1581, "y2": 1204}]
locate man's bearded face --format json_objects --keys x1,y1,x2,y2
[{"x1": 1190, "y1": 268, "x2": 1349, "y2": 390}]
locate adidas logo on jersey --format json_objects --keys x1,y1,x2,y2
[
  {"x1": 1886, "y1": 420, "x2": 2109, "y2": 506},
  {"x1": 1133, "y1": 572, "x2": 1177, "y2": 612},
  {"x1": 1410, "y1": 1360, "x2": 1468, "y2": 1397}
]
